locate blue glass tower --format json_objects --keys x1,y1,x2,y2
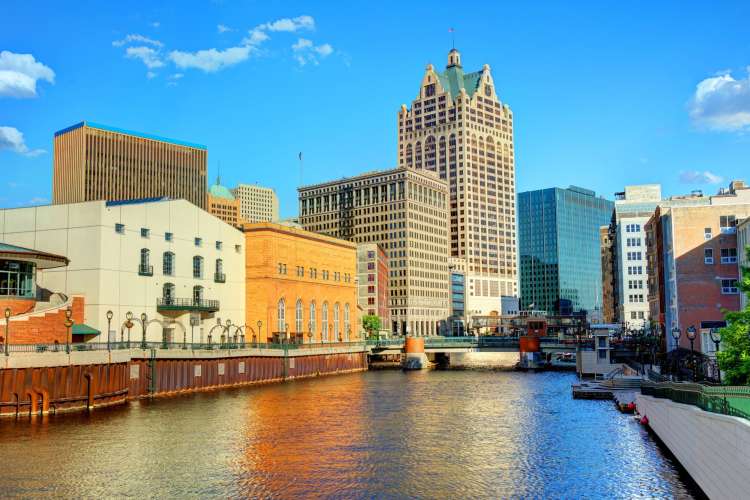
[{"x1": 518, "y1": 186, "x2": 614, "y2": 315}]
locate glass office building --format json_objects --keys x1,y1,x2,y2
[{"x1": 518, "y1": 186, "x2": 614, "y2": 315}]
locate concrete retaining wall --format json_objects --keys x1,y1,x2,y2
[{"x1": 637, "y1": 394, "x2": 750, "y2": 500}]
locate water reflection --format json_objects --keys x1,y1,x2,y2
[{"x1": 0, "y1": 371, "x2": 696, "y2": 498}]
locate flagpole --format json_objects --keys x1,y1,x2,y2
[{"x1": 298, "y1": 152, "x2": 304, "y2": 187}]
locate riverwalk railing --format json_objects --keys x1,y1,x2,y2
[
  {"x1": 641, "y1": 380, "x2": 750, "y2": 422},
  {"x1": 2, "y1": 341, "x2": 367, "y2": 354},
  {"x1": 366, "y1": 336, "x2": 567, "y2": 350}
]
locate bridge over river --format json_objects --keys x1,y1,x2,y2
[{"x1": 366, "y1": 336, "x2": 577, "y2": 355}]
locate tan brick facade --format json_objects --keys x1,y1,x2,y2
[{"x1": 243, "y1": 223, "x2": 357, "y2": 343}]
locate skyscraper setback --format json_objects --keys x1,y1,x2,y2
[{"x1": 398, "y1": 49, "x2": 517, "y2": 317}]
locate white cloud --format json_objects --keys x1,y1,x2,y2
[
  {"x1": 689, "y1": 68, "x2": 750, "y2": 131},
  {"x1": 217, "y1": 24, "x2": 233, "y2": 34},
  {"x1": 113, "y1": 34, "x2": 163, "y2": 48},
  {"x1": 292, "y1": 38, "x2": 334, "y2": 66},
  {"x1": 0, "y1": 126, "x2": 46, "y2": 157},
  {"x1": 0, "y1": 51, "x2": 55, "y2": 98},
  {"x1": 169, "y1": 73, "x2": 184, "y2": 80},
  {"x1": 169, "y1": 46, "x2": 252, "y2": 72},
  {"x1": 146, "y1": 71, "x2": 157, "y2": 79},
  {"x1": 126, "y1": 46, "x2": 165, "y2": 69},
  {"x1": 151, "y1": 21, "x2": 160, "y2": 28},
  {"x1": 260, "y1": 15, "x2": 314, "y2": 33},
  {"x1": 679, "y1": 170, "x2": 724, "y2": 185}
]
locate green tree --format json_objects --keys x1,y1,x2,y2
[
  {"x1": 717, "y1": 246, "x2": 750, "y2": 385},
  {"x1": 361, "y1": 315, "x2": 381, "y2": 339}
]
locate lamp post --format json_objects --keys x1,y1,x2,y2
[
  {"x1": 140, "y1": 312, "x2": 148, "y2": 349},
  {"x1": 709, "y1": 328, "x2": 722, "y2": 383},
  {"x1": 308, "y1": 321, "x2": 313, "y2": 344},
  {"x1": 257, "y1": 320, "x2": 262, "y2": 345},
  {"x1": 125, "y1": 311, "x2": 133, "y2": 347},
  {"x1": 4, "y1": 307, "x2": 11, "y2": 356},
  {"x1": 106, "y1": 310, "x2": 113, "y2": 352},
  {"x1": 64, "y1": 306, "x2": 73, "y2": 354},
  {"x1": 190, "y1": 315, "x2": 199, "y2": 348},
  {"x1": 686, "y1": 325, "x2": 697, "y2": 381}
]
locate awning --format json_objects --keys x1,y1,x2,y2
[
  {"x1": 72, "y1": 323, "x2": 100, "y2": 336},
  {"x1": 0, "y1": 242, "x2": 69, "y2": 269}
]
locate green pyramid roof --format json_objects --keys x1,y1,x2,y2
[
  {"x1": 438, "y1": 65, "x2": 483, "y2": 99},
  {"x1": 208, "y1": 176, "x2": 235, "y2": 201}
]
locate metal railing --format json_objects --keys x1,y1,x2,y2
[
  {"x1": 214, "y1": 272, "x2": 226, "y2": 283},
  {"x1": 138, "y1": 264, "x2": 154, "y2": 276},
  {"x1": 366, "y1": 336, "x2": 567, "y2": 349},
  {"x1": 3, "y1": 340, "x2": 368, "y2": 354},
  {"x1": 156, "y1": 298, "x2": 220, "y2": 311},
  {"x1": 641, "y1": 380, "x2": 750, "y2": 421}
]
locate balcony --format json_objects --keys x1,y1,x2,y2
[
  {"x1": 214, "y1": 272, "x2": 226, "y2": 283},
  {"x1": 138, "y1": 264, "x2": 154, "y2": 276},
  {"x1": 157, "y1": 297, "x2": 220, "y2": 312}
]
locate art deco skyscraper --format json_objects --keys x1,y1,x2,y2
[{"x1": 398, "y1": 49, "x2": 517, "y2": 317}]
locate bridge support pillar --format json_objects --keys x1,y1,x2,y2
[{"x1": 402, "y1": 337, "x2": 429, "y2": 370}]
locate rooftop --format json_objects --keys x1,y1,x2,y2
[
  {"x1": 208, "y1": 176, "x2": 235, "y2": 201},
  {"x1": 0, "y1": 243, "x2": 69, "y2": 269},
  {"x1": 54, "y1": 121, "x2": 207, "y2": 150}
]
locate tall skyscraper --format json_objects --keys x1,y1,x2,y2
[
  {"x1": 518, "y1": 186, "x2": 614, "y2": 315},
  {"x1": 53, "y1": 121, "x2": 207, "y2": 209},
  {"x1": 232, "y1": 184, "x2": 279, "y2": 223},
  {"x1": 397, "y1": 49, "x2": 516, "y2": 319},
  {"x1": 298, "y1": 167, "x2": 450, "y2": 336}
]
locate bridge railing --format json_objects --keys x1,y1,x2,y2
[{"x1": 366, "y1": 336, "x2": 571, "y2": 350}]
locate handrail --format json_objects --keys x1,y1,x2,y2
[
  {"x1": 2, "y1": 340, "x2": 368, "y2": 353},
  {"x1": 641, "y1": 380, "x2": 750, "y2": 422}
]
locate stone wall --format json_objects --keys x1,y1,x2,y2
[{"x1": 637, "y1": 394, "x2": 750, "y2": 500}]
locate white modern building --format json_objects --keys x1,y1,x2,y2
[
  {"x1": 612, "y1": 184, "x2": 661, "y2": 327},
  {"x1": 0, "y1": 198, "x2": 245, "y2": 343},
  {"x1": 232, "y1": 184, "x2": 279, "y2": 223}
]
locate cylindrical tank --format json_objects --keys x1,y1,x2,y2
[
  {"x1": 404, "y1": 337, "x2": 425, "y2": 354},
  {"x1": 402, "y1": 337, "x2": 428, "y2": 370}
]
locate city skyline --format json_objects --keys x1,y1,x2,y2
[{"x1": 3, "y1": 1, "x2": 750, "y2": 217}]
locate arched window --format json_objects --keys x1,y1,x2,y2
[
  {"x1": 295, "y1": 299, "x2": 303, "y2": 333},
  {"x1": 309, "y1": 301, "x2": 316, "y2": 336},
  {"x1": 162, "y1": 283, "x2": 175, "y2": 304},
  {"x1": 215, "y1": 258, "x2": 224, "y2": 282},
  {"x1": 322, "y1": 302, "x2": 329, "y2": 342},
  {"x1": 277, "y1": 298, "x2": 286, "y2": 332},
  {"x1": 193, "y1": 256, "x2": 203, "y2": 279},
  {"x1": 192, "y1": 285, "x2": 203, "y2": 304},
  {"x1": 139, "y1": 248, "x2": 151, "y2": 274},
  {"x1": 163, "y1": 251, "x2": 174, "y2": 276},
  {"x1": 425, "y1": 136, "x2": 436, "y2": 171},
  {"x1": 344, "y1": 303, "x2": 350, "y2": 341},
  {"x1": 333, "y1": 303, "x2": 340, "y2": 341},
  {"x1": 405, "y1": 143, "x2": 413, "y2": 167},
  {"x1": 415, "y1": 141, "x2": 422, "y2": 169}
]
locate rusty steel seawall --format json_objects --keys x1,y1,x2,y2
[
  {"x1": 129, "y1": 351, "x2": 368, "y2": 398},
  {"x1": 0, "y1": 363, "x2": 129, "y2": 417}
]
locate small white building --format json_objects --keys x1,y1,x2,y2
[{"x1": 0, "y1": 198, "x2": 245, "y2": 343}]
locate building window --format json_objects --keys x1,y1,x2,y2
[
  {"x1": 322, "y1": 302, "x2": 329, "y2": 342},
  {"x1": 165, "y1": 232, "x2": 173, "y2": 242},
  {"x1": 278, "y1": 263, "x2": 287, "y2": 275},
  {"x1": 195, "y1": 237, "x2": 202, "y2": 247},
  {"x1": 216, "y1": 241, "x2": 222, "y2": 250},
  {"x1": 193, "y1": 285, "x2": 203, "y2": 304},
  {"x1": 235, "y1": 244, "x2": 241, "y2": 253},
  {"x1": 139, "y1": 249, "x2": 152, "y2": 276},
  {"x1": 141, "y1": 227, "x2": 150, "y2": 238},
  {"x1": 344, "y1": 303, "x2": 350, "y2": 340},
  {"x1": 115, "y1": 223, "x2": 125, "y2": 234},
  {"x1": 277, "y1": 298, "x2": 286, "y2": 332},
  {"x1": 163, "y1": 251, "x2": 174, "y2": 276},
  {"x1": 333, "y1": 303, "x2": 340, "y2": 340},
  {"x1": 721, "y1": 279, "x2": 739, "y2": 294},
  {"x1": 193, "y1": 256, "x2": 204, "y2": 279},
  {"x1": 162, "y1": 283, "x2": 175, "y2": 304},
  {"x1": 310, "y1": 301, "x2": 316, "y2": 335},
  {"x1": 704, "y1": 248, "x2": 714, "y2": 264},
  {"x1": 296, "y1": 299, "x2": 303, "y2": 333},
  {"x1": 215, "y1": 259, "x2": 225, "y2": 282},
  {"x1": 721, "y1": 248, "x2": 737, "y2": 264},
  {"x1": 0, "y1": 260, "x2": 34, "y2": 298},
  {"x1": 720, "y1": 215, "x2": 737, "y2": 234}
]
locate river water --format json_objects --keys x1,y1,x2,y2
[{"x1": 1, "y1": 370, "x2": 697, "y2": 498}]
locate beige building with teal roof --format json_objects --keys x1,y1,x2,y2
[{"x1": 398, "y1": 48, "x2": 517, "y2": 320}]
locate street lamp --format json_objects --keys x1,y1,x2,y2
[
  {"x1": 106, "y1": 310, "x2": 113, "y2": 352},
  {"x1": 190, "y1": 315, "x2": 199, "y2": 348},
  {"x1": 709, "y1": 328, "x2": 722, "y2": 383},
  {"x1": 64, "y1": 306, "x2": 73, "y2": 354},
  {"x1": 140, "y1": 312, "x2": 148, "y2": 349},
  {"x1": 670, "y1": 326, "x2": 681, "y2": 346},
  {"x1": 4, "y1": 307, "x2": 11, "y2": 356},
  {"x1": 308, "y1": 321, "x2": 313, "y2": 344},
  {"x1": 257, "y1": 320, "x2": 262, "y2": 344},
  {"x1": 125, "y1": 311, "x2": 134, "y2": 347}
]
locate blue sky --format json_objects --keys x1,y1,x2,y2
[{"x1": 2, "y1": 1, "x2": 750, "y2": 217}]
